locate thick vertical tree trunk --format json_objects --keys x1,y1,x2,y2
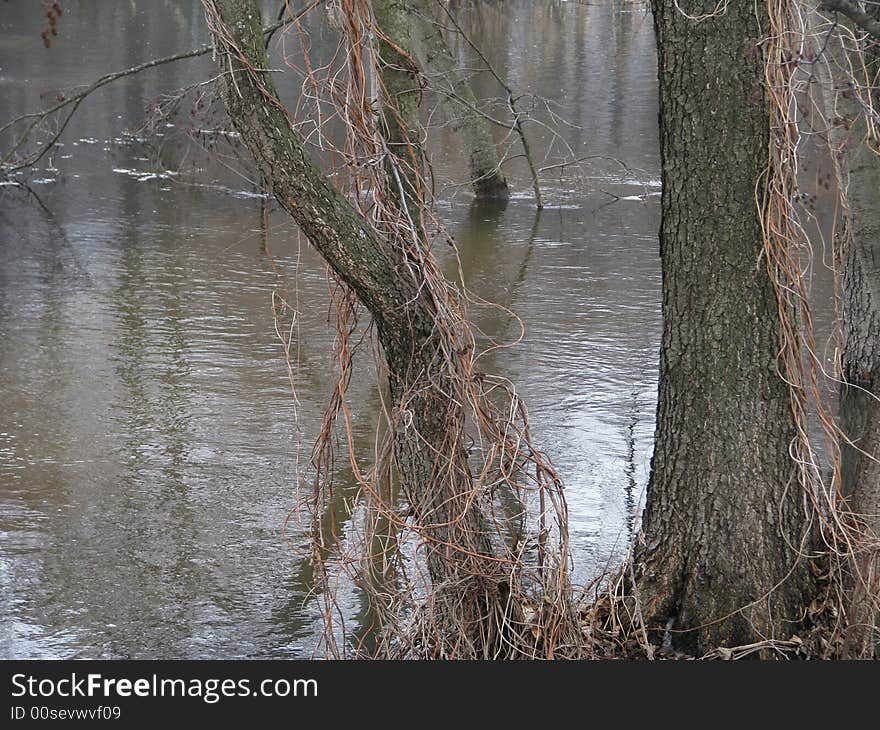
[
  {"x1": 830, "y1": 7, "x2": 880, "y2": 657},
  {"x1": 840, "y1": 180, "x2": 880, "y2": 532},
  {"x1": 634, "y1": 2, "x2": 812, "y2": 654},
  {"x1": 409, "y1": 0, "x2": 510, "y2": 201},
  {"x1": 839, "y1": 167, "x2": 880, "y2": 654},
  {"x1": 203, "y1": 0, "x2": 516, "y2": 656}
]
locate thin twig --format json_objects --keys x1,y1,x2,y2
[{"x1": 0, "y1": 1, "x2": 322, "y2": 175}]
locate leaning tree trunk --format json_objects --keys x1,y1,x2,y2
[
  {"x1": 409, "y1": 0, "x2": 509, "y2": 201},
  {"x1": 633, "y1": 1, "x2": 813, "y2": 654},
  {"x1": 202, "y1": 0, "x2": 517, "y2": 657}
]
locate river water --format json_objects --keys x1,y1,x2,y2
[{"x1": 0, "y1": 0, "x2": 661, "y2": 658}]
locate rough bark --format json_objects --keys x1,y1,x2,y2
[
  {"x1": 831, "y1": 8, "x2": 880, "y2": 657},
  {"x1": 634, "y1": 1, "x2": 813, "y2": 654},
  {"x1": 839, "y1": 172, "x2": 880, "y2": 654},
  {"x1": 204, "y1": 0, "x2": 513, "y2": 656},
  {"x1": 409, "y1": 0, "x2": 510, "y2": 201}
]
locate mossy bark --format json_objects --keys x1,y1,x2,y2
[{"x1": 634, "y1": 1, "x2": 813, "y2": 655}]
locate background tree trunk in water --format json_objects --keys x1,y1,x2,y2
[
  {"x1": 832, "y1": 7, "x2": 880, "y2": 657},
  {"x1": 634, "y1": 1, "x2": 812, "y2": 654},
  {"x1": 203, "y1": 0, "x2": 516, "y2": 656},
  {"x1": 410, "y1": 0, "x2": 510, "y2": 201}
]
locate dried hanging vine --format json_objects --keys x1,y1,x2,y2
[{"x1": 235, "y1": 0, "x2": 585, "y2": 658}]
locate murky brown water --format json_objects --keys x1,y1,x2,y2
[{"x1": 0, "y1": 0, "x2": 662, "y2": 657}]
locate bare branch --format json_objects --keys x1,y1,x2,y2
[
  {"x1": 819, "y1": 0, "x2": 880, "y2": 40},
  {"x1": 0, "y1": 1, "x2": 322, "y2": 176}
]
